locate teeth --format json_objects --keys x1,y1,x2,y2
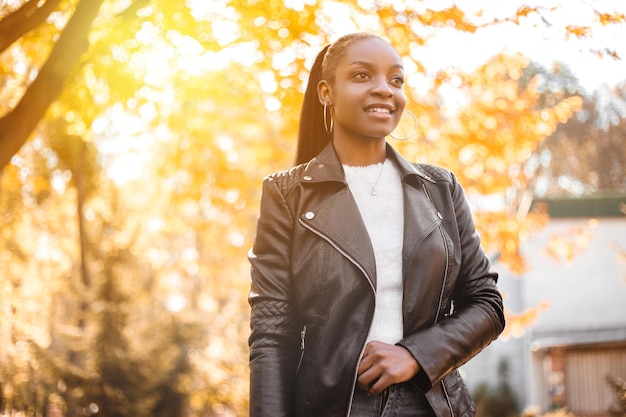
[{"x1": 368, "y1": 108, "x2": 391, "y2": 114}]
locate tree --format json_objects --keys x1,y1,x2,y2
[
  {"x1": 527, "y1": 82, "x2": 626, "y2": 197},
  {"x1": 473, "y1": 359, "x2": 519, "y2": 417}
]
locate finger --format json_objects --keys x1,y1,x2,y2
[
  {"x1": 357, "y1": 365, "x2": 379, "y2": 391},
  {"x1": 357, "y1": 354, "x2": 372, "y2": 376},
  {"x1": 367, "y1": 375, "x2": 390, "y2": 396},
  {"x1": 357, "y1": 342, "x2": 379, "y2": 375}
]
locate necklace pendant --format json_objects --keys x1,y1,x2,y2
[{"x1": 371, "y1": 188, "x2": 377, "y2": 196}]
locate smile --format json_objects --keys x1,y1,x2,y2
[{"x1": 367, "y1": 107, "x2": 392, "y2": 114}]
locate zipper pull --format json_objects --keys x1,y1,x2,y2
[{"x1": 300, "y1": 325, "x2": 307, "y2": 350}]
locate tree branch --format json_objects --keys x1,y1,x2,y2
[
  {"x1": 0, "y1": 0, "x2": 107, "y2": 171},
  {"x1": 0, "y1": 0, "x2": 63, "y2": 53}
]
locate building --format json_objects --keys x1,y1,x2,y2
[{"x1": 462, "y1": 196, "x2": 626, "y2": 416}]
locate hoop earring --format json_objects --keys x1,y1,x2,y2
[
  {"x1": 323, "y1": 103, "x2": 334, "y2": 134},
  {"x1": 389, "y1": 110, "x2": 418, "y2": 141}
]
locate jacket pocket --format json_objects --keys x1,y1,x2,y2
[
  {"x1": 293, "y1": 321, "x2": 323, "y2": 417},
  {"x1": 295, "y1": 320, "x2": 323, "y2": 376},
  {"x1": 296, "y1": 324, "x2": 307, "y2": 374}
]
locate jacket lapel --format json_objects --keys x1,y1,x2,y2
[
  {"x1": 301, "y1": 187, "x2": 377, "y2": 290},
  {"x1": 386, "y1": 146, "x2": 443, "y2": 279},
  {"x1": 299, "y1": 143, "x2": 377, "y2": 290},
  {"x1": 401, "y1": 183, "x2": 443, "y2": 277}
]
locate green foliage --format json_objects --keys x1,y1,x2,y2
[{"x1": 473, "y1": 360, "x2": 520, "y2": 417}]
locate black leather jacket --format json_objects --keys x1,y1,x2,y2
[{"x1": 248, "y1": 143, "x2": 505, "y2": 417}]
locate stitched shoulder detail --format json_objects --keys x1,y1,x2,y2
[
  {"x1": 413, "y1": 163, "x2": 454, "y2": 185},
  {"x1": 264, "y1": 163, "x2": 308, "y2": 195}
]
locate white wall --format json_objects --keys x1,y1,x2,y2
[
  {"x1": 521, "y1": 217, "x2": 626, "y2": 335},
  {"x1": 462, "y1": 216, "x2": 626, "y2": 411}
]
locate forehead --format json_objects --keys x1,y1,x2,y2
[{"x1": 341, "y1": 37, "x2": 403, "y2": 69}]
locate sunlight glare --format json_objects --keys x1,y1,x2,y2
[
  {"x1": 107, "y1": 153, "x2": 143, "y2": 185},
  {"x1": 283, "y1": 0, "x2": 316, "y2": 12},
  {"x1": 186, "y1": 0, "x2": 229, "y2": 21},
  {"x1": 230, "y1": 232, "x2": 245, "y2": 247},
  {"x1": 50, "y1": 171, "x2": 65, "y2": 194},
  {"x1": 264, "y1": 96, "x2": 281, "y2": 112},
  {"x1": 93, "y1": 104, "x2": 154, "y2": 185},
  {"x1": 166, "y1": 294, "x2": 187, "y2": 313}
]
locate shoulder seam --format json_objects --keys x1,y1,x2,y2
[
  {"x1": 265, "y1": 163, "x2": 308, "y2": 195},
  {"x1": 413, "y1": 163, "x2": 454, "y2": 185}
]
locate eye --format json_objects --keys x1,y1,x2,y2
[
  {"x1": 353, "y1": 71, "x2": 370, "y2": 80},
  {"x1": 390, "y1": 76, "x2": 405, "y2": 87}
]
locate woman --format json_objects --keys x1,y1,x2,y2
[{"x1": 248, "y1": 32, "x2": 505, "y2": 417}]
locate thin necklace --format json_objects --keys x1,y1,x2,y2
[{"x1": 347, "y1": 161, "x2": 385, "y2": 196}]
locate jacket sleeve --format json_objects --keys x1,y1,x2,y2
[
  {"x1": 248, "y1": 177, "x2": 299, "y2": 417},
  {"x1": 397, "y1": 172, "x2": 505, "y2": 391}
]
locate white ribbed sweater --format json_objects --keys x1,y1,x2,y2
[{"x1": 343, "y1": 159, "x2": 404, "y2": 344}]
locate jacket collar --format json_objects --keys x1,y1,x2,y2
[{"x1": 302, "y1": 141, "x2": 435, "y2": 185}]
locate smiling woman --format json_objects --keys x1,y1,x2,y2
[{"x1": 247, "y1": 32, "x2": 505, "y2": 417}]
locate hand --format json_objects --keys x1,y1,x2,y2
[{"x1": 356, "y1": 341, "x2": 420, "y2": 396}]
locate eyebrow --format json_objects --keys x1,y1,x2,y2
[{"x1": 349, "y1": 60, "x2": 404, "y2": 70}]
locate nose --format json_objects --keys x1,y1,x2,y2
[{"x1": 371, "y1": 76, "x2": 393, "y2": 97}]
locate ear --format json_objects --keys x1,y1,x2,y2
[{"x1": 317, "y1": 80, "x2": 332, "y2": 106}]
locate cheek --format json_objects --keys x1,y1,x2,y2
[
  {"x1": 394, "y1": 96, "x2": 407, "y2": 124},
  {"x1": 333, "y1": 90, "x2": 361, "y2": 116},
  {"x1": 396, "y1": 91, "x2": 407, "y2": 110}
]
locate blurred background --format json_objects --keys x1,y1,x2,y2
[{"x1": 0, "y1": 0, "x2": 625, "y2": 416}]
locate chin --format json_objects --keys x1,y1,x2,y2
[{"x1": 370, "y1": 126, "x2": 396, "y2": 139}]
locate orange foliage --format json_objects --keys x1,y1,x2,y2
[
  {"x1": 474, "y1": 211, "x2": 549, "y2": 275},
  {"x1": 501, "y1": 300, "x2": 550, "y2": 341},
  {"x1": 414, "y1": 5, "x2": 476, "y2": 32},
  {"x1": 596, "y1": 11, "x2": 626, "y2": 25},
  {"x1": 418, "y1": 53, "x2": 582, "y2": 196},
  {"x1": 565, "y1": 25, "x2": 592, "y2": 39},
  {"x1": 543, "y1": 226, "x2": 593, "y2": 264}
]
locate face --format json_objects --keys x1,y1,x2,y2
[{"x1": 319, "y1": 37, "x2": 406, "y2": 143}]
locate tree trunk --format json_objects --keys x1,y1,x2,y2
[{"x1": 0, "y1": 0, "x2": 106, "y2": 172}]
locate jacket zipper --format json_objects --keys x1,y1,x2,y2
[
  {"x1": 296, "y1": 324, "x2": 306, "y2": 374},
  {"x1": 420, "y1": 180, "x2": 450, "y2": 325},
  {"x1": 421, "y1": 181, "x2": 456, "y2": 417},
  {"x1": 433, "y1": 224, "x2": 450, "y2": 324},
  {"x1": 298, "y1": 219, "x2": 376, "y2": 417},
  {"x1": 434, "y1": 224, "x2": 455, "y2": 417}
]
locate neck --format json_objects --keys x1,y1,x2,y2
[{"x1": 333, "y1": 137, "x2": 386, "y2": 166}]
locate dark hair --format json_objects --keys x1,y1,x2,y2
[{"x1": 295, "y1": 32, "x2": 380, "y2": 165}]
